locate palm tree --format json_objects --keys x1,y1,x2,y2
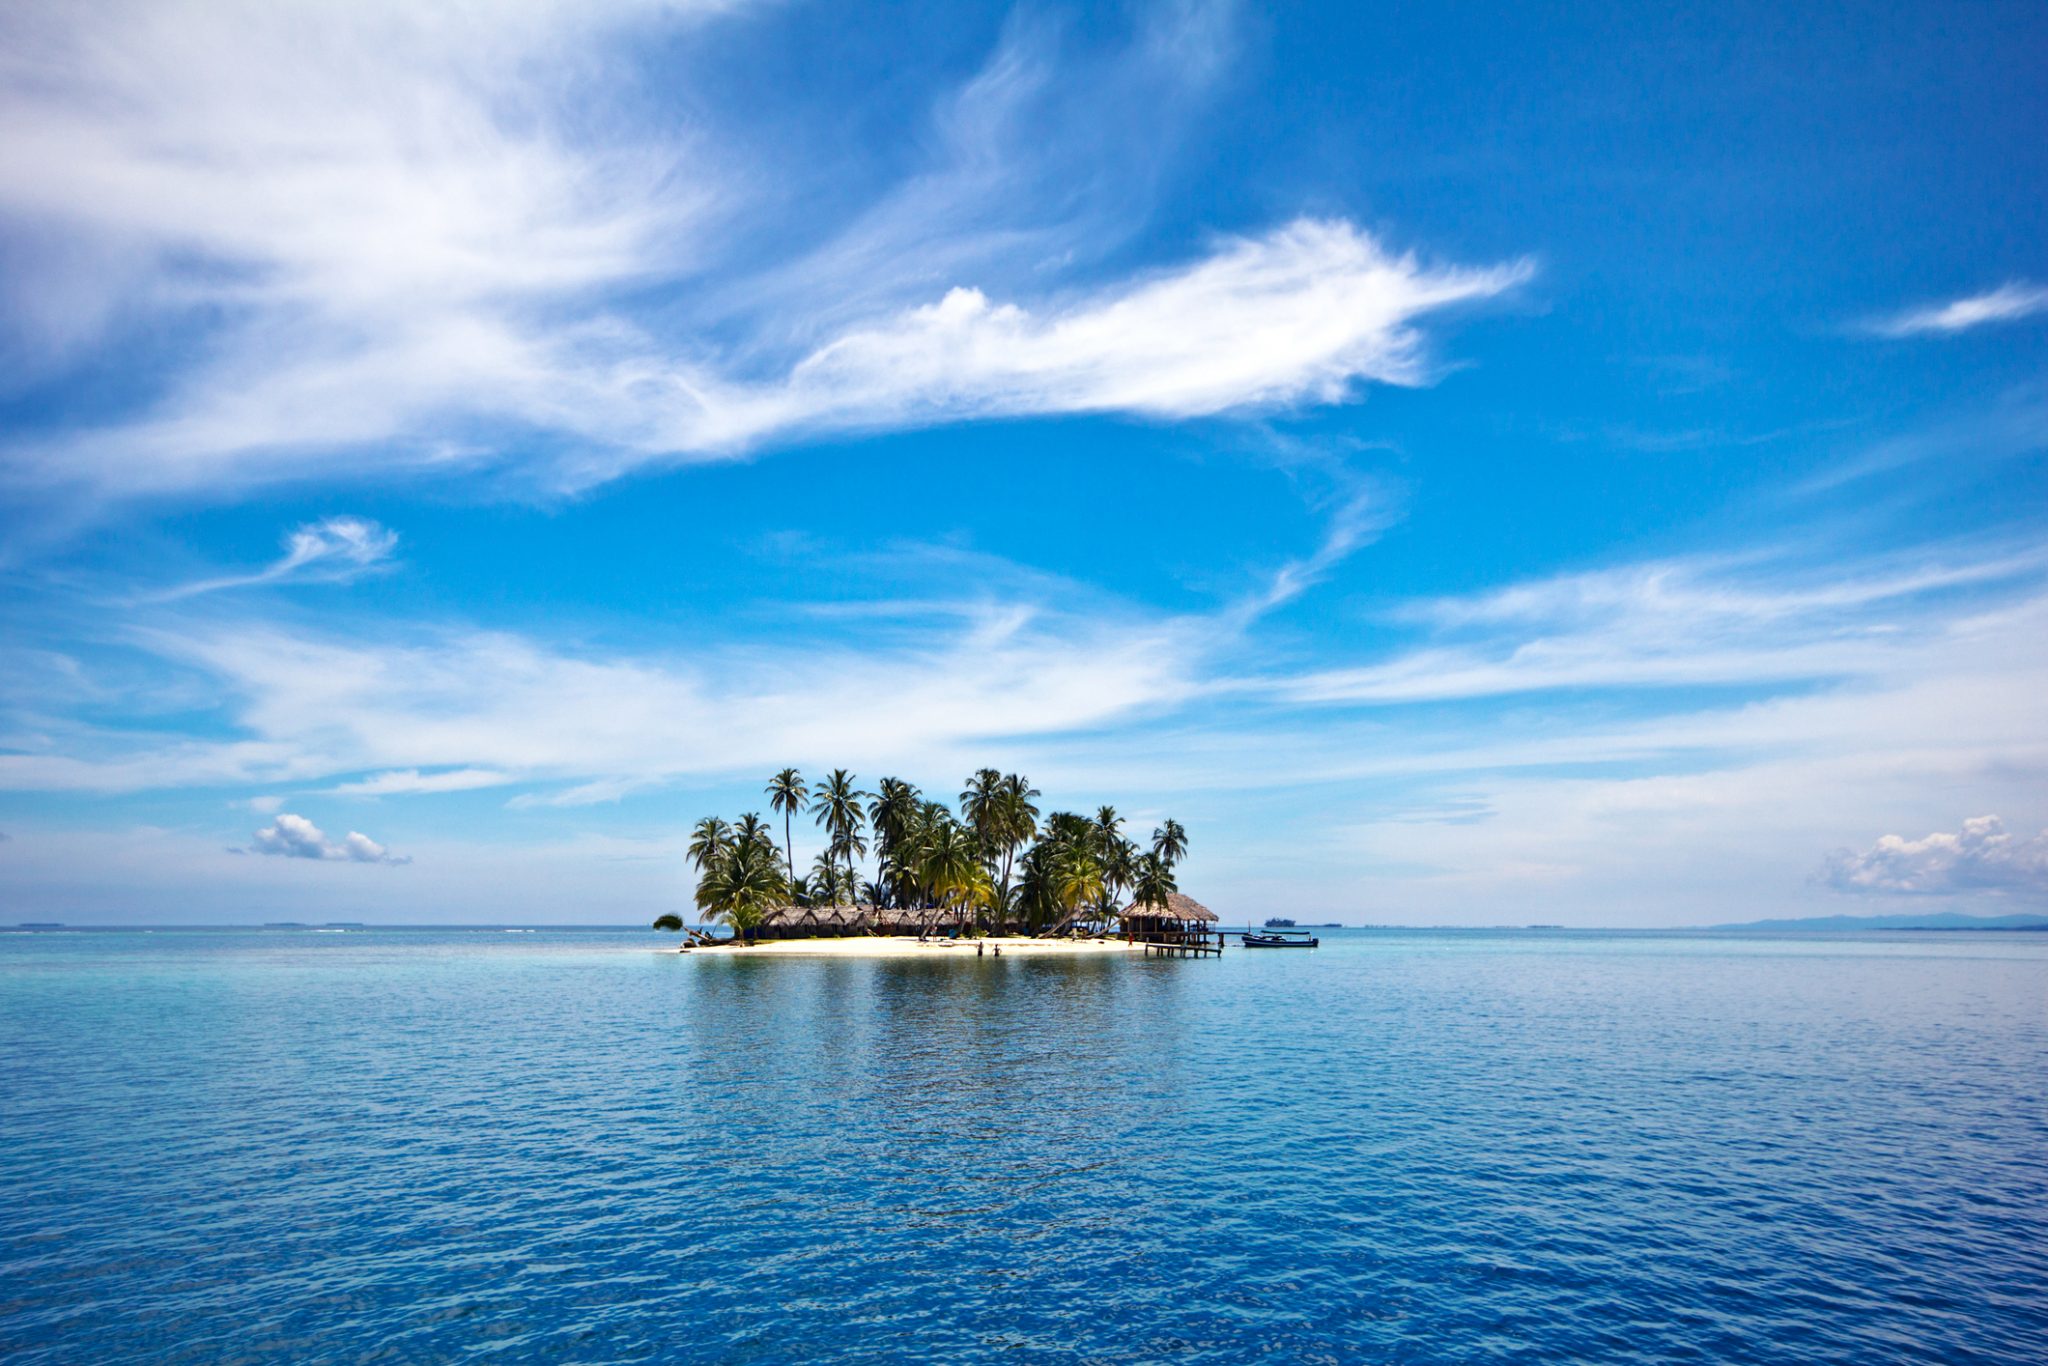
[
  {"x1": 732, "y1": 813, "x2": 775, "y2": 858},
  {"x1": 1100, "y1": 835, "x2": 1138, "y2": 926},
  {"x1": 674, "y1": 772, "x2": 1192, "y2": 944},
  {"x1": 914, "y1": 815, "x2": 981, "y2": 936},
  {"x1": 652, "y1": 913, "x2": 684, "y2": 932},
  {"x1": 1087, "y1": 807, "x2": 1134, "y2": 927},
  {"x1": 694, "y1": 836, "x2": 788, "y2": 942},
  {"x1": 995, "y1": 774, "x2": 1040, "y2": 933},
  {"x1": 810, "y1": 850, "x2": 852, "y2": 906},
  {"x1": 766, "y1": 768, "x2": 809, "y2": 891},
  {"x1": 867, "y1": 778, "x2": 921, "y2": 907},
  {"x1": 1012, "y1": 843, "x2": 1051, "y2": 934},
  {"x1": 810, "y1": 769, "x2": 870, "y2": 903},
  {"x1": 1152, "y1": 818, "x2": 1188, "y2": 869},
  {"x1": 1050, "y1": 839, "x2": 1105, "y2": 933},
  {"x1": 958, "y1": 863, "x2": 999, "y2": 935},
  {"x1": 687, "y1": 816, "x2": 733, "y2": 873},
  {"x1": 1131, "y1": 852, "x2": 1177, "y2": 912},
  {"x1": 969, "y1": 772, "x2": 1039, "y2": 932},
  {"x1": 960, "y1": 768, "x2": 1003, "y2": 866}
]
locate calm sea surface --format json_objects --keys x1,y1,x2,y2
[{"x1": 2, "y1": 927, "x2": 2044, "y2": 1364}]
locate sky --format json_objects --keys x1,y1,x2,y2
[{"x1": 1, "y1": 0, "x2": 2044, "y2": 926}]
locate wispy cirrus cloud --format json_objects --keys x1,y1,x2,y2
[
  {"x1": 1866, "y1": 282, "x2": 2048, "y2": 337},
  {"x1": 5, "y1": 531, "x2": 2042, "y2": 808},
  {"x1": 1795, "y1": 382, "x2": 2048, "y2": 494},
  {"x1": 324, "y1": 768, "x2": 512, "y2": 798},
  {"x1": 1266, "y1": 544, "x2": 2048, "y2": 705},
  {"x1": 0, "y1": 596, "x2": 1206, "y2": 801},
  {"x1": 149, "y1": 517, "x2": 398, "y2": 602},
  {"x1": 0, "y1": 1, "x2": 1524, "y2": 500},
  {"x1": 660, "y1": 221, "x2": 1526, "y2": 460},
  {"x1": 3, "y1": 522, "x2": 2045, "y2": 923},
  {"x1": 0, "y1": 0, "x2": 723, "y2": 496}
]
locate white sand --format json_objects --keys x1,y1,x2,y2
[{"x1": 661, "y1": 935, "x2": 1142, "y2": 957}]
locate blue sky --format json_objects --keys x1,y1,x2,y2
[{"x1": 1, "y1": 0, "x2": 2044, "y2": 925}]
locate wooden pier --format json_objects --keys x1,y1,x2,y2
[{"x1": 1137, "y1": 929, "x2": 1226, "y2": 958}]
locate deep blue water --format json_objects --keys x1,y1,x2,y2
[{"x1": 3, "y1": 927, "x2": 2045, "y2": 1364}]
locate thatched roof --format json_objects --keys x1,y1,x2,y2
[
  {"x1": 1120, "y1": 891, "x2": 1216, "y2": 923},
  {"x1": 757, "y1": 903, "x2": 947, "y2": 931}
]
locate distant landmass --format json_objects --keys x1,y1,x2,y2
[{"x1": 1707, "y1": 911, "x2": 2048, "y2": 933}]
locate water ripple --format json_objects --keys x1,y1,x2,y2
[{"x1": 3, "y1": 928, "x2": 2045, "y2": 1363}]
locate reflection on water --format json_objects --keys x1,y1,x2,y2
[{"x1": 2, "y1": 927, "x2": 2044, "y2": 1364}]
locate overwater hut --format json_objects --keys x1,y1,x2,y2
[{"x1": 1118, "y1": 892, "x2": 1218, "y2": 945}]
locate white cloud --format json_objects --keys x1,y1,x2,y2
[
  {"x1": 713, "y1": 3, "x2": 1238, "y2": 343},
  {"x1": 1269, "y1": 546, "x2": 2047, "y2": 705},
  {"x1": 0, "y1": 2, "x2": 1523, "y2": 498},
  {"x1": 1796, "y1": 383, "x2": 2048, "y2": 493},
  {"x1": 151, "y1": 517, "x2": 398, "y2": 601},
  {"x1": 0, "y1": 590, "x2": 1206, "y2": 800},
  {"x1": 0, "y1": 0, "x2": 727, "y2": 494},
  {"x1": 1819, "y1": 816, "x2": 2048, "y2": 898},
  {"x1": 0, "y1": 824, "x2": 677, "y2": 923},
  {"x1": 244, "y1": 812, "x2": 408, "y2": 865},
  {"x1": 704, "y1": 221, "x2": 1527, "y2": 441},
  {"x1": 6, "y1": 513, "x2": 2044, "y2": 924},
  {"x1": 325, "y1": 768, "x2": 513, "y2": 797},
  {"x1": 1868, "y1": 282, "x2": 2048, "y2": 337}
]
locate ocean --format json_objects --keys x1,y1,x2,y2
[{"x1": 3, "y1": 926, "x2": 2043, "y2": 1364}]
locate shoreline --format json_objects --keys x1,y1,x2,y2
[{"x1": 661, "y1": 935, "x2": 1145, "y2": 958}]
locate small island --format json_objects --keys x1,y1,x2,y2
[{"x1": 653, "y1": 767, "x2": 1219, "y2": 955}]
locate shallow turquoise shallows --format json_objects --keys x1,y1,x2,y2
[{"x1": 3, "y1": 927, "x2": 2045, "y2": 1364}]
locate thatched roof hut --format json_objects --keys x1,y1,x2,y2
[
  {"x1": 1120, "y1": 892, "x2": 1216, "y2": 925},
  {"x1": 753, "y1": 903, "x2": 957, "y2": 938},
  {"x1": 1114, "y1": 892, "x2": 1217, "y2": 945}
]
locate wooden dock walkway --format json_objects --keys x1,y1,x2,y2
[{"x1": 1138, "y1": 930, "x2": 1226, "y2": 958}]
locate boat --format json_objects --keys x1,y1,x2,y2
[{"x1": 1242, "y1": 930, "x2": 1319, "y2": 948}]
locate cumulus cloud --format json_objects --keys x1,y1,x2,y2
[
  {"x1": 243, "y1": 813, "x2": 408, "y2": 865},
  {"x1": 1868, "y1": 282, "x2": 2048, "y2": 338},
  {"x1": 151, "y1": 517, "x2": 398, "y2": 601},
  {"x1": 1819, "y1": 816, "x2": 2048, "y2": 898}
]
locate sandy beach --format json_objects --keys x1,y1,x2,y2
[{"x1": 663, "y1": 935, "x2": 1144, "y2": 957}]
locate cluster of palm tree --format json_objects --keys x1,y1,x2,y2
[
  {"x1": 1012, "y1": 807, "x2": 1187, "y2": 935},
  {"x1": 670, "y1": 812, "x2": 786, "y2": 940},
  {"x1": 671, "y1": 767, "x2": 1189, "y2": 939}
]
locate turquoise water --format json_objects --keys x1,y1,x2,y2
[{"x1": 3, "y1": 927, "x2": 2044, "y2": 1364}]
